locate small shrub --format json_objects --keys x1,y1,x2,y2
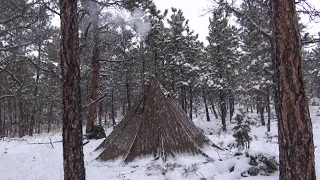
[{"x1": 232, "y1": 114, "x2": 252, "y2": 150}]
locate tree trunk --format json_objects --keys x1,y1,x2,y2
[
  {"x1": 272, "y1": 0, "x2": 316, "y2": 179},
  {"x1": 37, "y1": 109, "x2": 41, "y2": 134},
  {"x1": 98, "y1": 102, "x2": 102, "y2": 125},
  {"x1": 59, "y1": 0, "x2": 86, "y2": 179},
  {"x1": 125, "y1": 62, "x2": 131, "y2": 108},
  {"x1": 181, "y1": 86, "x2": 186, "y2": 112},
  {"x1": 208, "y1": 93, "x2": 219, "y2": 119},
  {"x1": 203, "y1": 88, "x2": 210, "y2": 122},
  {"x1": 189, "y1": 84, "x2": 193, "y2": 119},
  {"x1": 111, "y1": 89, "x2": 115, "y2": 126},
  {"x1": 86, "y1": 1, "x2": 100, "y2": 134},
  {"x1": 18, "y1": 98, "x2": 24, "y2": 138},
  {"x1": 266, "y1": 86, "x2": 271, "y2": 132},
  {"x1": 47, "y1": 100, "x2": 54, "y2": 133},
  {"x1": 228, "y1": 91, "x2": 234, "y2": 122},
  {"x1": 220, "y1": 90, "x2": 227, "y2": 131},
  {"x1": 257, "y1": 93, "x2": 266, "y2": 126}
]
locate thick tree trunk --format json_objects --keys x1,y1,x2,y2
[
  {"x1": 272, "y1": 0, "x2": 316, "y2": 179},
  {"x1": 59, "y1": 0, "x2": 86, "y2": 179},
  {"x1": 86, "y1": 1, "x2": 100, "y2": 134}
]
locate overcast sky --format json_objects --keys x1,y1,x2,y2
[{"x1": 153, "y1": 0, "x2": 320, "y2": 44}]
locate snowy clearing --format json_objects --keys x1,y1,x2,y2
[{"x1": 1, "y1": 106, "x2": 320, "y2": 180}]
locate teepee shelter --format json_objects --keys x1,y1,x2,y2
[{"x1": 95, "y1": 77, "x2": 221, "y2": 162}]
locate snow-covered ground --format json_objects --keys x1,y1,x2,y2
[{"x1": 1, "y1": 106, "x2": 320, "y2": 180}]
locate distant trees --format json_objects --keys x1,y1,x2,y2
[{"x1": 206, "y1": 9, "x2": 240, "y2": 131}]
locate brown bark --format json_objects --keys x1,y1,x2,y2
[
  {"x1": 272, "y1": 0, "x2": 316, "y2": 179},
  {"x1": 59, "y1": 0, "x2": 86, "y2": 179},
  {"x1": 86, "y1": 1, "x2": 100, "y2": 134}
]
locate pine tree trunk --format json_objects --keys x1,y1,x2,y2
[
  {"x1": 203, "y1": 88, "x2": 210, "y2": 122},
  {"x1": 272, "y1": 0, "x2": 316, "y2": 179},
  {"x1": 266, "y1": 86, "x2": 271, "y2": 132},
  {"x1": 189, "y1": 84, "x2": 193, "y2": 119},
  {"x1": 111, "y1": 89, "x2": 115, "y2": 126},
  {"x1": 208, "y1": 93, "x2": 219, "y2": 120},
  {"x1": 18, "y1": 99, "x2": 24, "y2": 138},
  {"x1": 86, "y1": 1, "x2": 100, "y2": 134},
  {"x1": 220, "y1": 90, "x2": 227, "y2": 131},
  {"x1": 59, "y1": 0, "x2": 86, "y2": 179},
  {"x1": 47, "y1": 100, "x2": 54, "y2": 133},
  {"x1": 98, "y1": 102, "x2": 102, "y2": 125},
  {"x1": 228, "y1": 92, "x2": 234, "y2": 122}
]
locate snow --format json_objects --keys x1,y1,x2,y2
[{"x1": 1, "y1": 106, "x2": 320, "y2": 180}]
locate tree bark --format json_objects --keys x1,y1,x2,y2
[
  {"x1": 111, "y1": 89, "x2": 115, "y2": 126},
  {"x1": 189, "y1": 84, "x2": 193, "y2": 119},
  {"x1": 228, "y1": 91, "x2": 234, "y2": 122},
  {"x1": 86, "y1": 1, "x2": 100, "y2": 134},
  {"x1": 208, "y1": 92, "x2": 219, "y2": 119},
  {"x1": 59, "y1": 0, "x2": 86, "y2": 179},
  {"x1": 272, "y1": 0, "x2": 316, "y2": 179},
  {"x1": 18, "y1": 98, "x2": 24, "y2": 138},
  {"x1": 266, "y1": 86, "x2": 271, "y2": 132},
  {"x1": 203, "y1": 88, "x2": 210, "y2": 122},
  {"x1": 220, "y1": 90, "x2": 227, "y2": 131}
]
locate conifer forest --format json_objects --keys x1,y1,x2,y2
[{"x1": 0, "y1": 0, "x2": 320, "y2": 180}]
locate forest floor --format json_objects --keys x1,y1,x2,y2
[{"x1": 1, "y1": 106, "x2": 320, "y2": 180}]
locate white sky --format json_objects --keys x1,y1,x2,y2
[{"x1": 154, "y1": 0, "x2": 320, "y2": 44}]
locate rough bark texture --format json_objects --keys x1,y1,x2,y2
[
  {"x1": 272, "y1": 0, "x2": 316, "y2": 179},
  {"x1": 96, "y1": 77, "x2": 221, "y2": 162},
  {"x1": 59, "y1": 0, "x2": 86, "y2": 179},
  {"x1": 86, "y1": 1, "x2": 100, "y2": 134}
]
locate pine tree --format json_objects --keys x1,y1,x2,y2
[
  {"x1": 232, "y1": 114, "x2": 252, "y2": 150},
  {"x1": 206, "y1": 9, "x2": 240, "y2": 131}
]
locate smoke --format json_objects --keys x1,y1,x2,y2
[
  {"x1": 129, "y1": 8, "x2": 151, "y2": 41},
  {"x1": 104, "y1": 8, "x2": 151, "y2": 41}
]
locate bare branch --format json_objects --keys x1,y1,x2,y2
[{"x1": 82, "y1": 92, "x2": 108, "y2": 109}]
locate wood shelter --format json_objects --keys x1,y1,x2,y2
[{"x1": 95, "y1": 77, "x2": 221, "y2": 162}]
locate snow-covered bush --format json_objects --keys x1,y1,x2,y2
[{"x1": 232, "y1": 114, "x2": 252, "y2": 150}]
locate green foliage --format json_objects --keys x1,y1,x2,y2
[{"x1": 232, "y1": 114, "x2": 252, "y2": 150}]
